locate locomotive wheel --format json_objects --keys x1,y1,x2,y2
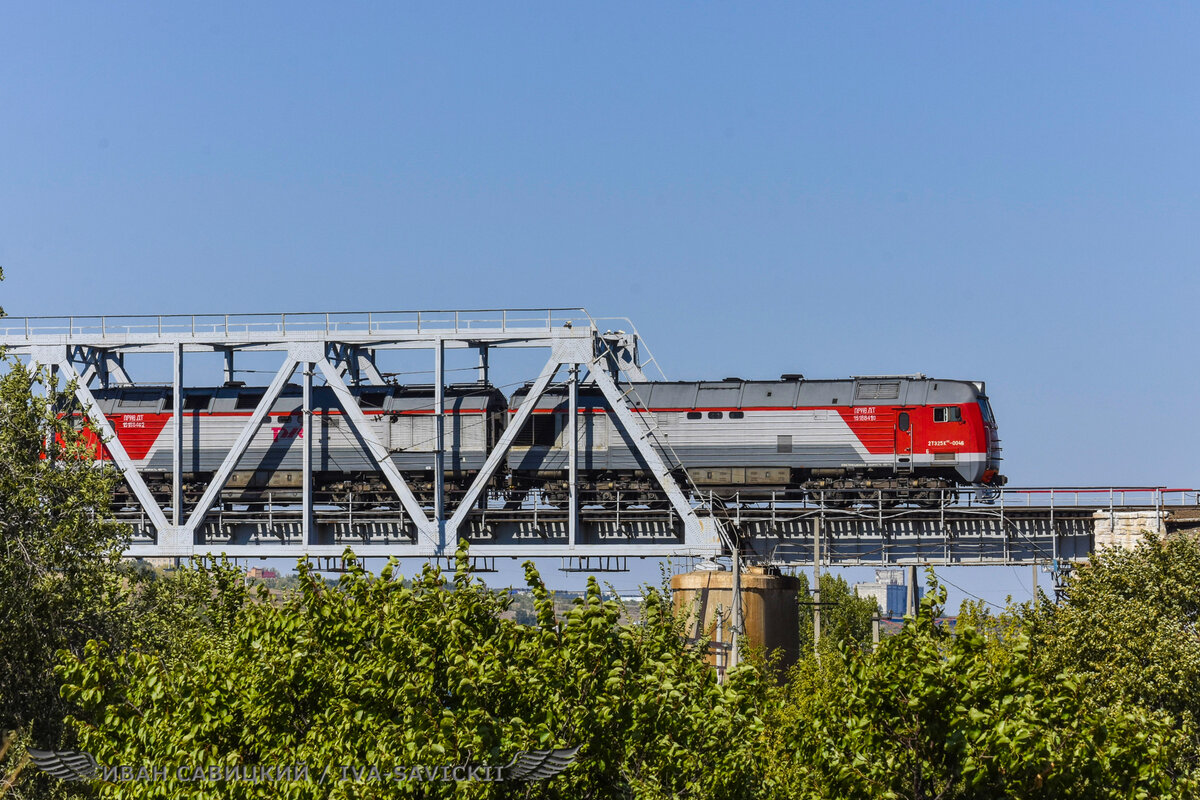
[{"x1": 816, "y1": 492, "x2": 855, "y2": 509}]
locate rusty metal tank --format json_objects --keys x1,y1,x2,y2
[{"x1": 671, "y1": 566, "x2": 802, "y2": 673}]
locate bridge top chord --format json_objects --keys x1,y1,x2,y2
[{"x1": 0, "y1": 307, "x2": 625, "y2": 345}]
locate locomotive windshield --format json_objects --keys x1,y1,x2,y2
[{"x1": 978, "y1": 397, "x2": 996, "y2": 426}]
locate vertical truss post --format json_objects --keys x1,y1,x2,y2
[
  {"x1": 477, "y1": 344, "x2": 489, "y2": 384},
  {"x1": 172, "y1": 343, "x2": 183, "y2": 526},
  {"x1": 303, "y1": 361, "x2": 314, "y2": 544},
  {"x1": 94, "y1": 352, "x2": 108, "y2": 387},
  {"x1": 223, "y1": 348, "x2": 234, "y2": 384},
  {"x1": 434, "y1": 338, "x2": 446, "y2": 538},
  {"x1": 568, "y1": 363, "x2": 579, "y2": 547}
]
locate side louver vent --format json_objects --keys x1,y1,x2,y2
[{"x1": 855, "y1": 381, "x2": 901, "y2": 402}]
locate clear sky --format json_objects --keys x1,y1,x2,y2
[{"x1": 2, "y1": 4, "x2": 1197, "y2": 609}]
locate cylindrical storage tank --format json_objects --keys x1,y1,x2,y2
[{"x1": 671, "y1": 566, "x2": 802, "y2": 674}]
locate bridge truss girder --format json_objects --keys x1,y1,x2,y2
[{"x1": 5, "y1": 310, "x2": 725, "y2": 560}]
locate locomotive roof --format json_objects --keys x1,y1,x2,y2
[
  {"x1": 86, "y1": 383, "x2": 506, "y2": 413},
  {"x1": 511, "y1": 377, "x2": 985, "y2": 409}
]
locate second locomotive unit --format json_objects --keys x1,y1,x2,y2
[{"x1": 508, "y1": 375, "x2": 1004, "y2": 506}]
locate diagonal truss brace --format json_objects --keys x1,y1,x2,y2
[
  {"x1": 440, "y1": 339, "x2": 711, "y2": 550},
  {"x1": 71, "y1": 346, "x2": 133, "y2": 388},
  {"x1": 48, "y1": 354, "x2": 173, "y2": 537},
  {"x1": 589, "y1": 366, "x2": 707, "y2": 542},
  {"x1": 317, "y1": 357, "x2": 438, "y2": 548},
  {"x1": 183, "y1": 357, "x2": 300, "y2": 535},
  {"x1": 446, "y1": 357, "x2": 561, "y2": 534},
  {"x1": 327, "y1": 343, "x2": 386, "y2": 386}
]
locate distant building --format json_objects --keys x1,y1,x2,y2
[
  {"x1": 246, "y1": 567, "x2": 279, "y2": 580},
  {"x1": 854, "y1": 569, "x2": 922, "y2": 617}
]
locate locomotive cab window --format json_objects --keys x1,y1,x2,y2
[
  {"x1": 933, "y1": 406, "x2": 962, "y2": 423},
  {"x1": 513, "y1": 414, "x2": 557, "y2": 447},
  {"x1": 236, "y1": 392, "x2": 264, "y2": 410},
  {"x1": 359, "y1": 392, "x2": 387, "y2": 409}
]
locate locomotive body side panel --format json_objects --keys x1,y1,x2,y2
[{"x1": 505, "y1": 377, "x2": 1000, "y2": 487}]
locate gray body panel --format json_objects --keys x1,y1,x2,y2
[
  {"x1": 90, "y1": 384, "x2": 504, "y2": 477},
  {"x1": 507, "y1": 377, "x2": 994, "y2": 484}
]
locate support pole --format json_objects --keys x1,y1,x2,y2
[
  {"x1": 568, "y1": 363, "x2": 579, "y2": 547},
  {"x1": 172, "y1": 343, "x2": 183, "y2": 526},
  {"x1": 872, "y1": 611, "x2": 880, "y2": 648},
  {"x1": 730, "y1": 544, "x2": 742, "y2": 668},
  {"x1": 223, "y1": 349, "x2": 234, "y2": 384},
  {"x1": 1032, "y1": 562, "x2": 1038, "y2": 605},
  {"x1": 303, "y1": 362, "x2": 313, "y2": 544},
  {"x1": 434, "y1": 339, "x2": 445, "y2": 535},
  {"x1": 813, "y1": 513, "x2": 822, "y2": 654},
  {"x1": 907, "y1": 564, "x2": 918, "y2": 617}
]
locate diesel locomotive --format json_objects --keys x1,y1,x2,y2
[{"x1": 83, "y1": 374, "x2": 1004, "y2": 508}]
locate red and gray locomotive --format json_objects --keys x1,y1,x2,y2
[{"x1": 83, "y1": 374, "x2": 1004, "y2": 507}]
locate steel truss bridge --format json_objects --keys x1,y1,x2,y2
[{"x1": 1, "y1": 309, "x2": 1195, "y2": 578}]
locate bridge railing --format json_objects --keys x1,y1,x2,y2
[
  {"x1": 0, "y1": 308, "x2": 593, "y2": 340},
  {"x1": 992, "y1": 487, "x2": 1199, "y2": 509},
  {"x1": 717, "y1": 486, "x2": 1199, "y2": 515}
]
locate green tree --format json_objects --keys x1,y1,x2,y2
[
  {"x1": 1029, "y1": 533, "x2": 1200, "y2": 775},
  {"x1": 0, "y1": 360, "x2": 125, "y2": 741},
  {"x1": 762, "y1": 578, "x2": 1187, "y2": 800},
  {"x1": 59, "y1": 547, "x2": 770, "y2": 799},
  {"x1": 120, "y1": 557, "x2": 250, "y2": 665},
  {"x1": 796, "y1": 571, "x2": 878, "y2": 655},
  {"x1": 0, "y1": 356, "x2": 131, "y2": 796}
]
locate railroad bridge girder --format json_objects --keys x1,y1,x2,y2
[{"x1": 2, "y1": 309, "x2": 727, "y2": 560}]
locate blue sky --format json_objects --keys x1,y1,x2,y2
[{"x1": 2, "y1": 3, "x2": 1197, "y2": 607}]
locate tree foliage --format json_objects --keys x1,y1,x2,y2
[
  {"x1": 795, "y1": 571, "x2": 878, "y2": 656},
  {"x1": 762, "y1": 580, "x2": 1187, "y2": 799},
  {"x1": 0, "y1": 360, "x2": 125, "y2": 743},
  {"x1": 59, "y1": 548, "x2": 769, "y2": 799},
  {"x1": 1031, "y1": 533, "x2": 1200, "y2": 725}
]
